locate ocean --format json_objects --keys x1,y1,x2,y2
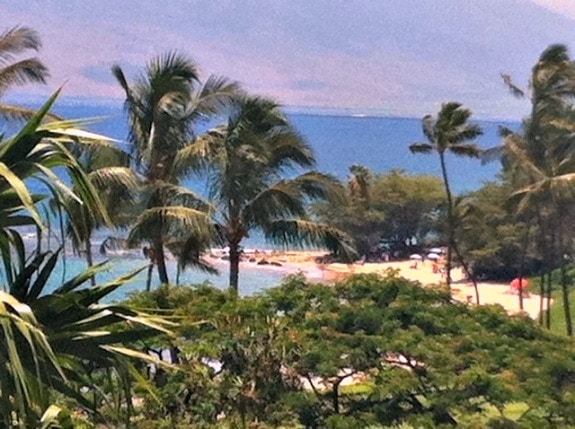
[
  {"x1": 5, "y1": 99, "x2": 515, "y2": 298},
  {"x1": 49, "y1": 100, "x2": 509, "y2": 194}
]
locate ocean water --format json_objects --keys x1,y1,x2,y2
[
  {"x1": 47, "y1": 100, "x2": 510, "y2": 194},
  {"x1": 3, "y1": 99, "x2": 516, "y2": 298},
  {"x1": 41, "y1": 252, "x2": 289, "y2": 301}
]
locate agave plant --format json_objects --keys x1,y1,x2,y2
[
  {"x1": 2, "y1": 249, "x2": 174, "y2": 427},
  {"x1": 0, "y1": 90, "x2": 111, "y2": 284}
]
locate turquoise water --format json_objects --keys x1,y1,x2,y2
[{"x1": 43, "y1": 252, "x2": 289, "y2": 301}]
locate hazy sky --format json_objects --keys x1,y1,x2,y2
[{"x1": 3, "y1": 0, "x2": 575, "y2": 119}]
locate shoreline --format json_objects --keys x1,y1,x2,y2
[{"x1": 208, "y1": 250, "x2": 546, "y2": 319}]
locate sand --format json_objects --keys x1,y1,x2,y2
[{"x1": 226, "y1": 250, "x2": 546, "y2": 320}]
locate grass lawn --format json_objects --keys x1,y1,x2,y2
[{"x1": 548, "y1": 287, "x2": 575, "y2": 336}]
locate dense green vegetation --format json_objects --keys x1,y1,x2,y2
[
  {"x1": 3, "y1": 24, "x2": 575, "y2": 427},
  {"x1": 123, "y1": 274, "x2": 575, "y2": 428}
]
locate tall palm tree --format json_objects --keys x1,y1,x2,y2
[
  {"x1": 112, "y1": 52, "x2": 240, "y2": 286},
  {"x1": 0, "y1": 26, "x2": 50, "y2": 122},
  {"x1": 493, "y1": 44, "x2": 575, "y2": 333},
  {"x1": 409, "y1": 102, "x2": 483, "y2": 290},
  {"x1": 178, "y1": 96, "x2": 356, "y2": 293}
]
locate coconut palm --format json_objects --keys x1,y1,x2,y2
[
  {"x1": 178, "y1": 96, "x2": 356, "y2": 293},
  {"x1": 491, "y1": 44, "x2": 575, "y2": 333},
  {"x1": 64, "y1": 142, "x2": 139, "y2": 285},
  {"x1": 112, "y1": 52, "x2": 240, "y2": 286},
  {"x1": 409, "y1": 102, "x2": 483, "y2": 290},
  {"x1": 0, "y1": 26, "x2": 51, "y2": 122}
]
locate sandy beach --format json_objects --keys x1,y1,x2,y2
[{"x1": 211, "y1": 250, "x2": 546, "y2": 319}]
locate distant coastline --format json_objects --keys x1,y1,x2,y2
[{"x1": 4, "y1": 92, "x2": 523, "y2": 123}]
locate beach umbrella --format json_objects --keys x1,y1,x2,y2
[
  {"x1": 429, "y1": 247, "x2": 443, "y2": 254},
  {"x1": 510, "y1": 277, "x2": 529, "y2": 290},
  {"x1": 426, "y1": 252, "x2": 440, "y2": 260},
  {"x1": 409, "y1": 254, "x2": 423, "y2": 260}
]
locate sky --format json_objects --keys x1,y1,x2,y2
[{"x1": 2, "y1": 0, "x2": 575, "y2": 119}]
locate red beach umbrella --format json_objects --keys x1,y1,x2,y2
[{"x1": 510, "y1": 277, "x2": 529, "y2": 290}]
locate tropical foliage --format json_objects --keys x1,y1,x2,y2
[
  {"x1": 5, "y1": 22, "x2": 575, "y2": 428},
  {"x1": 124, "y1": 273, "x2": 575, "y2": 428},
  {"x1": 185, "y1": 96, "x2": 356, "y2": 292},
  {"x1": 0, "y1": 25, "x2": 51, "y2": 122},
  {"x1": 0, "y1": 91, "x2": 172, "y2": 427},
  {"x1": 314, "y1": 167, "x2": 444, "y2": 258},
  {"x1": 484, "y1": 44, "x2": 575, "y2": 334},
  {"x1": 112, "y1": 52, "x2": 240, "y2": 286}
]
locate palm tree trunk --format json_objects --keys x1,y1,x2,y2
[
  {"x1": 517, "y1": 227, "x2": 530, "y2": 311},
  {"x1": 85, "y1": 236, "x2": 96, "y2": 287},
  {"x1": 539, "y1": 272, "x2": 545, "y2": 325},
  {"x1": 439, "y1": 153, "x2": 453, "y2": 290},
  {"x1": 451, "y1": 244, "x2": 479, "y2": 304},
  {"x1": 559, "y1": 219, "x2": 572, "y2": 336},
  {"x1": 561, "y1": 263, "x2": 572, "y2": 336},
  {"x1": 229, "y1": 241, "x2": 241, "y2": 294},
  {"x1": 153, "y1": 239, "x2": 169, "y2": 284},
  {"x1": 146, "y1": 263, "x2": 153, "y2": 292},
  {"x1": 546, "y1": 272, "x2": 552, "y2": 329}
]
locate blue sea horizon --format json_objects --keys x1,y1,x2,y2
[{"x1": 8, "y1": 96, "x2": 514, "y2": 194}]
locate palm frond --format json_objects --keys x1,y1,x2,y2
[
  {"x1": 0, "y1": 26, "x2": 42, "y2": 58},
  {"x1": 0, "y1": 103, "x2": 60, "y2": 122},
  {"x1": 409, "y1": 142, "x2": 434, "y2": 154},
  {"x1": 448, "y1": 143, "x2": 482, "y2": 158},
  {"x1": 0, "y1": 58, "x2": 48, "y2": 90},
  {"x1": 88, "y1": 166, "x2": 139, "y2": 194},
  {"x1": 243, "y1": 182, "x2": 306, "y2": 226},
  {"x1": 172, "y1": 129, "x2": 226, "y2": 178},
  {"x1": 186, "y1": 74, "x2": 241, "y2": 120},
  {"x1": 265, "y1": 127, "x2": 315, "y2": 170},
  {"x1": 127, "y1": 206, "x2": 212, "y2": 247},
  {"x1": 481, "y1": 146, "x2": 505, "y2": 165},
  {"x1": 538, "y1": 44, "x2": 569, "y2": 64},
  {"x1": 166, "y1": 235, "x2": 218, "y2": 275},
  {"x1": 264, "y1": 219, "x2": 357, "y2": 262},
  {"x1": 422, "y1": 115, "x2": 435, "y2": 142},
  {"x1": 501, "y1": 73, "x2": 525, "y2": 99},
  {"x1": 449, "y1": 124, "x2": 483, "y2": 143}
]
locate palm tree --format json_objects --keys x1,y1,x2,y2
[
  {"x1": 65, "y1": 143, "x2": 139, "y2": 285},
  {"x1": 493, "y1": 44, "x2": 575, "y2": 333},
  {"x1": 179, "y1": 96, "x2": 356, "y2": 293},
  {"x1": 112, "y1": 52, "x2": 240, "y2": 286},
  {"x1": 0, "y1": 26, "x2": 51, "y2": 122},
  {"x1": 409, "y1": 102, "x2": 483, "y2": 291},
  {"x1": 348, "y1": 164, "x2": 371, "y2": 210}
]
